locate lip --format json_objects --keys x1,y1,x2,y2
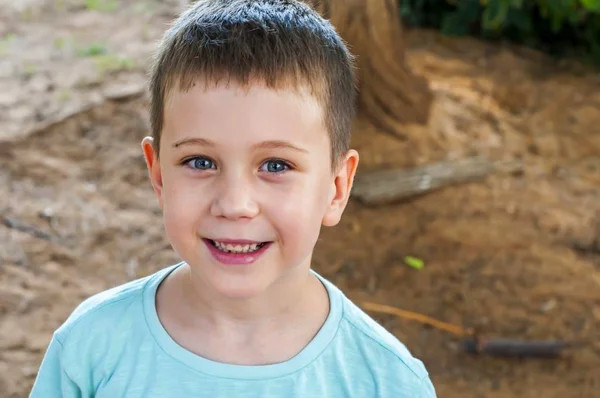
[{"x1": 202, "y1": 238, "x2": 271, "y2": 266}]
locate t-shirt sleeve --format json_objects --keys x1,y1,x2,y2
[
  {"x1": 418, "y1": 375, "x2": 437, "y2": 397},
  {"x1": 29, "y1": 334, "x2": 83, "y2": 398}
]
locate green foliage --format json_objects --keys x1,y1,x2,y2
[
  {"x1": 84, "y1": 0, "x2": 118, "y2": 12},
  {"x1": 22, "y1": 61, "x2": 38, "y2": 78},
  {"x1": 77, "y1": 43, "x2": 108, "y2": 57},
  {"x1": 93, "y1": 54, "x2": 135, "y2": 75},
  {"x1": 75, "y1": 43, "x2": 135, "y2": 76},
  {"x1": 401, "y1": 0, "x2": 600, "y2": 66},
  {"x1": 0, "y1": 33, "x2": 17, "y2": 55}
]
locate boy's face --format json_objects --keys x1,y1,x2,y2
[{"x1": 142, "y1": 80, "x2": 358, "y2": 299}]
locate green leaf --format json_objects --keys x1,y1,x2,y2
[
  {"x1": 482, "y1": 0, "x2": 510, "y2": 31},
  {"x1": 508, "y1": 9, "x2": 534, "y2": 33},
  {"x1": 568, "y1": 9, "x2": 584, "y2": 24},
  {"x1": 551, "y1": 12, "x2": 563, "y2": 32},
  {"x1": 404, "y1": 256, "x2": 425, "y2": 270},
  {"x1": 580, "y1": 0, "x2": 600, "y2": 12}
]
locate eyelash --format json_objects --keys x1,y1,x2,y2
[{"x1": 181, "y1": 156, "x2": 293, "y2": 174}]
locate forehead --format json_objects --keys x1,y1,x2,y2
[{"x1": 162, "y1": 79, "x2": 328, "y2": 147}]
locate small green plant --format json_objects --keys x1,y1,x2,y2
[
  {"x1": 77, "y1": 43, "x2": 107, "y2": 57},
  {"x1": 84, "y1": 0, "x2": 118, "y2": 12},
  {"x1": 58, "y1": 87, "x2": 73, "y2": 101},
  {"x1": 22, "y1": 62, "x2": 38, "y2": 78},
  {"x1": 94, "y1": 54, "x2": 136, "y2": 75},
  {"x1": 54, "y1": 37, "x2": 69, "y2": 50},
  {"x1": 133, "y1": 2, "x2": 156, "y2": 14},
  {"x1": 0, "y1": 33, "x2": 17, "y2": 55},
  {"x1": 54, "y1": 0, "x2": 66, "y2": 10},
  {"x1": 21, "y1": 8, "x2": 34, "y2": 21},
  {"x1": 75, "y1": 42, "x2": 135, "y2": 76}
]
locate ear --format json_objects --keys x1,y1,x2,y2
[
  {"x1": 141, "y1": 137, "x2": 164, "y2": 209},
  {"x1": 322, "y1": 149, "x2": 359, "y2": 227}
]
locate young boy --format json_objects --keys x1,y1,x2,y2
[{"x1": 31, "y1": 1, "x2": 436, "y2": 396}]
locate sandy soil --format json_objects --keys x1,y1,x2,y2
[{"x1": 1, "y1": 1, "x2": 599, "y2": 397}]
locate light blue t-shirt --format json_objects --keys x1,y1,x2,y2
[{"x1": 30, "y1": 263, "x2": 436, "y2": 397}]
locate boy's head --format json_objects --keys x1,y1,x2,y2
[
  {"x1": 149, "y1": 0, "x2": 356, "y2": 168},
  {"x1": 142, "y1": 0, "x2": 359, "y2": 299}
]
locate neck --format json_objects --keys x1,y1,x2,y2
[
  {"x1": 158, "y1": 261, "x2": 330, "y2": 365},
  {"x1": 179, "y1": 263, "x2": 326, "y2": 331}
]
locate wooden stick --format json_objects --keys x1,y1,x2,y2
[
  {"x1": 0, "y1": 215, "x2": 53, "y2": 241},
  {"x1": 362, "y1": 301, "x2": 570, "y2": 358},
  {"x1": 19, "y1": 101, "x2": 103, "y2": 140},
  {"x1": 16, "y1": 87, "x2": 144, "y2": 141},
  {"x1": 361, "y1": 301, "x2": 473, "y2": 337},
  {"x1": 462, "y1": 337, "x2": 568, "y2": 358},
  {"x1": 351, "y1": 156, "x2": 523, "y2": 205}
]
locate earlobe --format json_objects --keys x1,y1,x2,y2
[
  {"x1": 141, "y1": 136, "x2": 164, "y2": 208},
  {"x1": 322, "y1": 150, "x2": 359, "y2": 227}
]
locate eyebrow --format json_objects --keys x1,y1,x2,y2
[
  {"x1": 254, "y1": 140, "x2": 308, "y2": 154},
  {"x1": 172, "y1": 137, "x2": 215, "y2": 148},
  {"x1": 172, "y1": 137, "x2": 308, "y2": 154}
]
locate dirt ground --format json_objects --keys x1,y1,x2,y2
[{"x1": 1, "y1": 1, "x2": 599, "y2": 397}]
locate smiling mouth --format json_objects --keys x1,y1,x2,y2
[{"x1": 206, "y1": 239, "x2": 268, "y2": 254}]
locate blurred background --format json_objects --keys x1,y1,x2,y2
[{"x1": 1, "y1": 0, "x2": 599, "y2": 397}]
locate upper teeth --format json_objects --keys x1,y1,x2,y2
[{"x1": 213, "y1": 241, "x2": 262, "y2": 253}]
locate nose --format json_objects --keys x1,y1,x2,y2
[{"x1": 210, "y1": 172, "x2": 259, "y2": 221}]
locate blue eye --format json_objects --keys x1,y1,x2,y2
[
  {"x1": 261, "y1": 159, "x2": 289, "y2": 173},
  {"x1": 186, "y1": 157, "x2": 216, "y2": 170}
]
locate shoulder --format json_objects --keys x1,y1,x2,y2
[
  {"x1": 321, "y1": 277, "x2": 436, "y2": 396},
  {"x1": 33, "y1": 265, "x2": 178, "y2": 390},
  {"x1": 53, "y1": 264, "x2": 175, "y2": 345},
  {"x1": 340, "y1": 296, "x2": 429, "y2": 377}
]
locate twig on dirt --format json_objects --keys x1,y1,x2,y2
[
  {"x1": 361, "y1": 301, "x2": 473, "y2": 337},
  {"x1": 361, "y1": 301, "x2": 572, "y2": 358},
  {"x1": 569, "y1": 215, "x2": 600, "y2": 255},
  {"x1": 20, "y1": 100, "x2": 104, "y2": 138},
  {"x1": 351, "y1": 156, "x2": 523, "y2": 205},
  {"x1": 19, "y1": 85, "x2": 145, "y2": 139},
  {"x1": 570, "y1": 239, "x2": 600, "y2": 255},
  {"x1": 102, "y1": 83, "x2": 146, "y2": 101},
  {"x1": 462, "y1": 337, "x2": 568, "y2": 358},
  {"x1": 0, "y1": 215, "x2": 54, "y2": 241}
]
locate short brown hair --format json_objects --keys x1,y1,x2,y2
[{"x1": 148, "y1": 0, "x2": 356, "y2": 167}]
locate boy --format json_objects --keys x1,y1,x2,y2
[{"x1": 31, "y1": 1, "x2": 436, "y2": 396}]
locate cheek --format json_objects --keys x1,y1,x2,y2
[
  {"x1": 161, "y1": 172, "x2": 208, "y2": 235},
  {"x1": 263, "y1": 177, "x2": 331, "y2": 244}
]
